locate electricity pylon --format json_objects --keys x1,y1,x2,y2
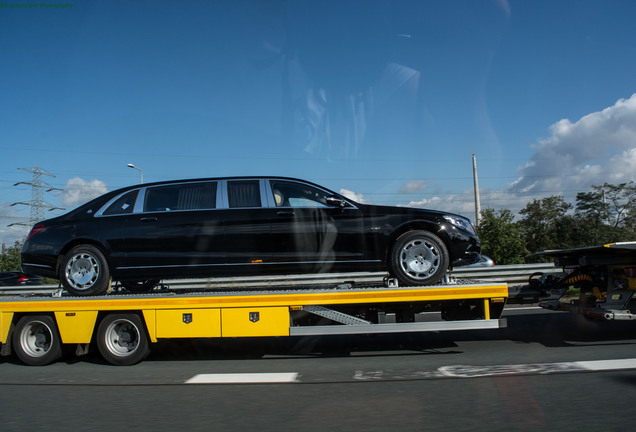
[{"x1": 9, "y1": 165, "x2": 64, "y2": 228}]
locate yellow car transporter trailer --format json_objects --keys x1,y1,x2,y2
[{"x1": 0, "y1": 282, "x2": 507, "y2": 366}]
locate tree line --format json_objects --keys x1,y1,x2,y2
[
  {"x1": 0, "y1": 241, "x2": 22, "y2": 272},
  {"x1": 476, "y1": 182, "x2": 636, "y2": 264}
]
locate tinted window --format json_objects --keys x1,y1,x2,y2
[
  {"x1": 144, "y1": 182, "x2": 217, "y2": 212},
  {"x1": 270, "y1": 180, "x2": 330, "y2": 208},
  {"x1": 102, "y1": 190, "x2": 139, "y2": 216},
  {"x1": 228, "y1": 180, "x2": 261, "y2": 208}
]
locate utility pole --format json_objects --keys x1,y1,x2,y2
[
  {"x1": 472, "y1": 154, "x2": 482, "y2": 227},
  {"x1": 9, "y1": 165, "x2": 64, "y2": 228}
]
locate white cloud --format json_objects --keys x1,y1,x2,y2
[
  {"x1": 408, "y1": 95, "x2": 636, "y2": 221},
  {"x1": 0, "y1": 203, "x2": 30, "y2": 246},
  {"x1": 402, "y1": 187, "x2": 538, "y2": 223},
  {"x1": 607, "y1": 147, "x2": 636, "y2": 183},
  {"x1": 398, "y1": 180, "x2": 428, "y2": 194},
  {"x1": 404, "y1": 196, "x2": 444, "y2": 209},
  {"x1": 340, "y1": 188, "x2": 373, "y2": 204},
  {"x1": 403, "y1": 194, "x2": 477, "y2": 220},
  {"x1": 511, "y1": 93, "x2": 636, "y2": 195},
  {"x1": 62, "y1": 178, "x2": 109, "y2": 207}
]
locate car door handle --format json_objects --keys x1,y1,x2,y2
[
  {"x1": 140, "y1": 217, "x2": 158, "y2": 222},
  {"x1": 276, "y1": 210, "x2": 294, "y2": 217}
]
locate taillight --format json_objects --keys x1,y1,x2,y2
[
  {"x1": 17, "y1": 274, "x2": 28, "y2": 283},
  {"x1": 26, "y1": 223, "x2": 45, "y2": 240}
]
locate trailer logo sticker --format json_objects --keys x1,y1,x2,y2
[
  {"x1": 249, "y1": 312, "x2": 260, "y2": 323},
  {"x1": 183, "y1": 313, "x2": 193, "y2": 324}
]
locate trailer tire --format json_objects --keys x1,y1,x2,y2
[
  {"x1": 96, "y1": 314, "x2": 150, "y2": 366},
  {"x1": 12, "y1": 315, "x2": 63, "y2": 366},
  {"x1": 60, "y1": 245, "x2": 111, "y2": 296},
  {"x1": 389, "y1": 230, "x2": 449, "y2": 286}
]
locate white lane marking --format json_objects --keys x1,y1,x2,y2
[
  {"x1": 186, "y1": 373, "x2": 299, "y2": 384},
  {"x1": 574, "y1": 358, "x2": 636, "y2": 371}
]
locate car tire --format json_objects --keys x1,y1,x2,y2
[
  {"x1": 96, "y1": 314, "x2": 150, "y2": 366},
  {"x1": 60, "y1": 245, "x2": 111, "y2": 296},
  {"x1": 390, "y1": 230, "x2": 449, "y2": 286},
  {"x1": 120, "y1": 280, "x2": 160, "y2": 293},
  {"x1": 12, "y1": 315, "x2": 63, "y2": 366}
]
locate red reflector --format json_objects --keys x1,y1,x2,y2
[{"x1": 26, "y1": 224, "x2": 45, "y2": 240}]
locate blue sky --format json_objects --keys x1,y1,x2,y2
[{"x1": 2, "y1": 0, "x2": 636, "y2": 245}]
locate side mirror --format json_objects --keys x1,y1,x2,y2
[{"x1": 326, "y1": 196, "x2": 347, "y2": 208}]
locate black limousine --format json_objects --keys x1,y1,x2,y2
[{"x1": 21, "y1": 177, "x2": 481, "y2": 296}]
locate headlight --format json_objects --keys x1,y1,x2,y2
[{"x1": 443, "y1": 215, "x2": 476, "y2": 235}]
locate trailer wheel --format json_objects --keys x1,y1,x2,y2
[
  {"x1": 97, "y1": 314, "x2": 150, "y2": 366},
  {"x1": 60, "y1": 245, "x2": 111, "y2": 296},
  {"x1": 389, "y1": 230, "x2": 449, "y2": 286},
  {"x1": 12, "y1": 315, "x2": 63, "y2": 366},
  {"x1": 120, "y1": 279, "x2": 160, "y2": 293}
]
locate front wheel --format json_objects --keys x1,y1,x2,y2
[
  {"x1": 12, "y1": 315, "x2": 63, "y2": 366},
  {"x1": 60, "y1": 245, "x2": 111, "y2": 296},
  {"x1": 389, "y1": 230, "x2": 449, "y2": 286},
  {"x1": 96, "y1": 314, "x2": 150, "y2": 366}
]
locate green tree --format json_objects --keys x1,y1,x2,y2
[
  {"x1": 575, "y1": 190, "x2": 608, "y2": 225},
  {"x1": 575, "y1": 182, "x2": 636, "y2": 243},
  {"x1": 0, "y1": 241, "x2": 22, "y2": 271},
  {"x1": 519, "y1": 195, "x2": 572, "y2": 257},
  {"x1": 476, "y1": 208, "x2": 528, "y2": 264},
  {"x1": 576, "y1": 182, "x2": 635, "y2": 227}
]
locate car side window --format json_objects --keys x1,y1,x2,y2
[
  {"x1": 270, "y1": 181, "x2": 330, "y2": 208},
  {"x1": 228, "y1": 180, "x2": 261, "y2": 208},
  {"x1": 144, "y1": 182, "x2": 217, "y2": 212},
  {"x1": 102, "y1": 190, "x2": 139, "y2": 216}
]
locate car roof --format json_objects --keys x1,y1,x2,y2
[{"x1": 112, "y1": 176, "x2": 337, "y2": 195}]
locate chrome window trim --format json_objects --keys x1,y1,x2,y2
[
  {"x1": 218, "y1": 179, "x2": 229, "y2": 208},
  {"x1": 258, "y1": 178, "x2": 269, "y2": 208},
  {"x1": 264, "y1": 178, "x2": 277, "y2": 208},
  {"x1": 134, "y1": 187, "x2": 147, "y2": 213},
  {"x1": 216, "y1": 181, "x2": 226, "y2": 209},
  {"x1": 116, "y1": 259, "x2": 381, "y2": 270},
  {"x1": 21, "y1": 262, "x2": 54, "y2": 270}
]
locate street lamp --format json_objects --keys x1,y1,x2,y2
[{"x1": 127, "y1": 163, "x2": 143, "y2": 184}]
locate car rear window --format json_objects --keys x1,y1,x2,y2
[
  {"x1": 228, "y1": 180, "x2": 261, "y2": 208},
  {"x1": 102, "y1": 190, "x2": 139, "y2": 216}
]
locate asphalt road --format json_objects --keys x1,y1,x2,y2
[{"x1": 2, "y1": 307, "x2": 636, "y2": 431}]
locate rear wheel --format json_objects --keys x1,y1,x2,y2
[
  {"x1": 96, "y1": 314, "x2": 150, "y2": 366},
  {"x1": 120, "y1": 280, "x2": 160, "y2": 293},
  {"x1": 60, "y1": 245, "x2": 111, "y2": 296},
  {"x1": 390, "y1": 230, "x2": 449, "y2": 286},
  {"x1": 12, "y1": 315, "x2": 63, "y2": 366}
]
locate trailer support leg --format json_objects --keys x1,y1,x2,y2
[{"x1": 75, "y1": 343, "x2": 90, "y2": 356}]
